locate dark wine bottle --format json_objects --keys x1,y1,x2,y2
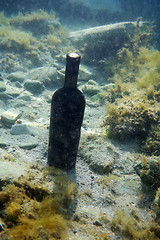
[{"x1": 48, "y1": 53, "x2": 85, "y2": 170}]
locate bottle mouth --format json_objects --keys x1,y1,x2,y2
[{"x1": 68, "y1": 52, "x2": 80, "y2": 58}]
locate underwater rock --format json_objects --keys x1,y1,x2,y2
[
  {"x1": 79, "y1": 138, "x2": 117, "y2": 175},
  {"x1": 0, "y1": 82, "x2": 6, "y2": 92},
  {"x1": 10, "y1": 11, "x2": 60, "y2": 37},
  {"x1": 0, "y1": 138, "x2": 8, "y2": 149},
  {"x1": 135, "y1": 157, "x2": 160, "y2": 188},
  {"x1": 6, "y1": 86, "x2": 22, "y2": 97},
  {"x1": 89, "y1": 159, "x2": 113, "y2": 175},
  {"x1": 79, "y1": 65, "x2": 93, "y2": 81},
  {"x1": 102, "y1": 83, "x2": 115, "y2": 91},
  {"x1": 28, "y1": 67, "x2": 58, "y2": 87},
  {"x1": 111, "y1": 174, "x2": 141, "y2": 195},
  {"x1": 11, "y1": 124, "x2": 32, "y2": 135},
  {"x1": 69, "y1": 22, "x2": 139, "y2": 62},
  {"x1": 81, "y1": 81, "x2": 101, "y2": 96},
  {"x1": 0, "y1": 92, "x2": 13, "y2": 100},
  {"x1": 69, "y1": 22, "x2": 136, "y2": 41},
  {"x1": 152, "y1": 187, "x2": 160, "y2": 219},
  {"x1": 142, "y1": 124, "x2": 160, "y2": 156},
  {"x1": 7, "y1": 71, "x2": 26, "y2": 83},
  {"x1": 24, "y1": 79, "x2": 45, "y2": 94},
  {"x1": 1, "y1": 111, "x2": 22, "y2": 127},
  {"x1": 19, "y1": 141, "x2": 38, "y2": 150},
  {"x1": 17, "y1": 91, "x2": 33, "y2": 101}
]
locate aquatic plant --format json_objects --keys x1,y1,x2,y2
[
  {"x1": 104, "y1": 89, "x2": 159, "y2": 141},
  {"x1": 103, "y1": 24, "x2": 160, "y2": 155},
  {"x1": 135, "y1": 156, "x2": 160, "y2": 188},
  {"x1": 110, "y1": 209, "x2": 158, "y2": 239},
  {"x1": 10, "y1": 9, "x2": 56, "y2": 25},
  {"x1": 152, "y1": 187, "x2": 160, "y2": 220},
  {"x1": 0, "y1": 26, "x2": 38, "y2": 51},
  {"x1": 0, "y1": 168, "x2": 76, "y2": 240},
  {"x1": 0, "y1": 11, "x2": 10, "y2": 26},
  {"x1": 0, "y1": 10, "x2": 70, "y2": 71}
]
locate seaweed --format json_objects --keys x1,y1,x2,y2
[
  {"x1": 0, "y1": 168, "x2": 76, "y2": 240},
  {"x1": 103, "y1": 25, "x2": 160, "y2": 155},
  {"x1": 110, "y1": 209, "x2": 158, "y2": 239},
  {"x1": 0, "y1": 10, "x2": 69, "y2": 69}
]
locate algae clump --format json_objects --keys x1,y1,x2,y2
[
  {"x1": 0, "y1": 167, "x2": 76, "y2": 240},
  {"x1": 103, "y1": 25, "x2": 160, "y2": 155}
]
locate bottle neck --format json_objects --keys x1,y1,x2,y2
[{"x1": 64, "y1": 53, "x2": 81, "y2": 89}]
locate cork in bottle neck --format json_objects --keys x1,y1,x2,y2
[{"x1": 64, "y1": 53, "x2": 81, "y2": 88}]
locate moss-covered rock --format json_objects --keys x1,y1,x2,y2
[
  {"x1": 103, "y1": 32, "x2": 160, "y2": 156},
  {"x1": 135, "y1": 157, "x2": 160, "y2": 188},
  {"x1": 24, "y1": 79, "x2": 44, "y2": 94},
  {"x1": 104, "y1": 90, "x2": 160, "y2": 141}
]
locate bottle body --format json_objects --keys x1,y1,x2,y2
[{"x1": 48, "y1": 53, "x2": 85, "y2": 170}]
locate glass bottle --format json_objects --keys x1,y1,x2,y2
[{"x1": 48, "y1": 53, "x2": 85, "y2": 170}]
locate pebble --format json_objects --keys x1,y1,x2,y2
[
  {"x1": 79, "y1": 65, "x2": 93, "y2": 81},
  {"x1": 0, "y1": 92, "x2": 13, "y2": 100},
  {"x1": 19, "y1": 141, "x2": 38, "y2": 150},
  {"x1": 6, "y1": 86, "x2": 22, "y2": 97},
  {"x1": 11, "y1": 124, "x2": 32, "y2": 135},
  {"x1": 24, "y1": 80, "x2": 45, "y2": 94},
  {"x1": 81, "y1": 83, "x2": 100, "y2": 96},
  {"x1": 7, "y1": 71, "x2": 26, "y2": 83},
  {"x1": 0, "y1": 82, "x2": 6, "y2": 92},
  {"x1": 17, "y1": 91, "x2": 32, "y2": 101},
  {"x1": 1, "y1": 111, "x2": 22, "y2": 126},
  {"x1": 28, "y1": 67, "x2": 58, "y2": 87}
]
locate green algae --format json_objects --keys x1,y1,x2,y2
[
  {"x1": 103, "y1": 25, "x2": 160, "y2": 156},
  {"x1": 0, "y1": 165, "x2": 76, "y2": 240}
]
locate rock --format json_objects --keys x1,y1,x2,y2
[
  {"x1": 102, "y1": 83, "x2": 115, "y2": 91},
  {"x1": 87, "y1": 79, "x2": 99, "y2": 85},
  {"x1": 69, "y1": 22, "x2": 147, "y2": 62},
  {"x1": 15, "y1": 82, "x2": 23, "y2": 88},
  {"x1": 0, "y1": 82, "x2": 6, "y2": 92},
  {"x1": 6, "y1": 86, "x2": 22, "y2": 97},
  {"x1": 24, "y1": 80, "x2": 44, "y2": 94},
  {"x1": 79, "y1": 65, "x2": 93, "y2": 81},
  {"x1": 90, "y1": 160, "x2": 113, "y2": 175},
  {"x1": 0, "y1": 137, "x2": 8, "y2": 148},
  {"x1": 90, "y1": 94, "x2": 101, "y2": 103},
  {"x1": 152, "y1": 187, "x2": 160, "y2": 218},
  {"x1": 69, "y1": 22, "x2": 137, "y2": 42},
  {"x1": 17, "y1": 91, "x2": 33, "y2": 101},
  {"x1": 1, "y1": 111, "x2": 22, "y2": 126},
  {"x1": 19, "y1": 141, "x2": 38, "y2": 150},
  {"x1": 11, "y1": 124, "x2": 32, "y2": 135},
  {"x1": 111, "y1": 174, "x2": 141, "y2": 195},
  {"x1": 81, "y1": 83, "x2": 101, "y2": 96},
  {"x1": 11, "y1": 15, "x2": 60, "y2": 36},
  {"x1": 135, "y1": 157, "x2": 160, "y2": 188},
  {"x1": 7, "y1": 71, "x2": 26, "y2": 83},
  {"x1": 28, "y1": 67, "x2": 58, "y2": 87},
  {"x1": 0, "y1": 92, "x2": 13, "y2": 100},
  {"x1": 0, "y1": 74, "x2": 3, "y2": 81}
]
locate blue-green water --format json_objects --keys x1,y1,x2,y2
[{"x1": 0, "y1": 1, "x2": 160, "y2": 239}]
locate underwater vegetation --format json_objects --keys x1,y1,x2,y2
[
  {"x1": 110, "y1": 209, "x2": 160, "y2": 239},
  {"x1": 103, "y1": 26, "x2": 160, "y2": 156},
  {"x1": 0, "y1": 10, "x2": 69, "y2": 69},
  {"x1": 0, "y1": 166, "x2": 76, "y2": 240}
]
